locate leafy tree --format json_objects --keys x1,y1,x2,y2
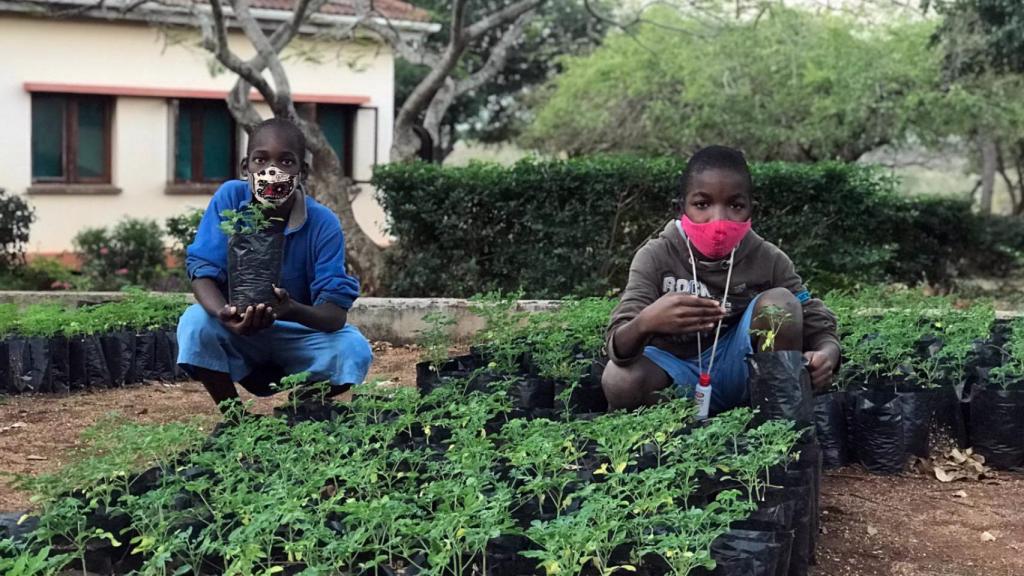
[
  {"x1": 524, "y1": 7, "x2": 943, "y2": 162},
  {"x1": 933, "y1": 0, "x2": 1024, "y2": 213},
  {"x1": 933, "y1": 0, "x2": 1024, "y2": 77}
]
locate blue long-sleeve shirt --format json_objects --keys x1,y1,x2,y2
[{"x1": 186, "y1": 180, "x2": 360, "y2": 310}]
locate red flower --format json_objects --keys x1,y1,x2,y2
[
  {"x1": 99, "y1": 247, "x2": 110, "y2": 255},
  {"x1": 115, "y1": 268, "x2": 129, "y2": 276}
]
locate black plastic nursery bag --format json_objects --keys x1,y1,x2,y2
[
  {"x1": 69, "y1": 335, "x2": 111, "y2": 389},
  {"x1": 813, "y1": 392, "x2": 848, "y2": 469},
  {"x1": 510, "y1": 376, "x2": 555, "y2": 413},
  {"x1": 415, "y1": 353, "x2": 483, "y2": 394},
  {"x1": 932, "y1": 385, "x2": 969, "y2": 449},
  {"x1": 153, "y1": 329, "x2": 177, "y2": 382},
  {"x1": 47, "y1": 335, "x2": 70, "y2": 394},
  {"x1": 0, "y1": 340, "x2": 9, "y2": 394},
  {"x1": 135, "y1": 331, "x2": 157, "y2": 382},
  {"x1": 166, "y1": 328, "x2": 184, "y2": 381},
  {"x1": 777, "y1": 468, "x2": 815, "y2": 576},
  {"x1": 711, "y1": 529, "x2": 788, "y2": 576},
  {"x1": 846, "y1": 389, "x2": 934, "y2": 474},
  {"x1": 227, "y1": 231, "x2": 284, "y2": 310},
  {"x1": 6, "y1": 338, "x2": 51, "y2": 394},
  {"x1": 67, "y1": 335, "x2": 89, "y2": 390},
  {"x1": 553, "y1": 357, "x2": 609, "y2": 415},
  {"x1": 747, "y1": 351, "x2": 814, "y2": 429},
  {"x1": 969, "y1": 388, "x2": 1024, "y2": 470},
  {"x1": 100, "y1": 331, "x2": 135, "y2": 387}
]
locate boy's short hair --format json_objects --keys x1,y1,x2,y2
[
  {"x1": 679, "y1": 145, "x2": 753, "y2": 201},
  {"x1": 248, "y1": 117, "x2": 307, "y2": 158}
]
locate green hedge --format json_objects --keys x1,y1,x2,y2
[{"x1": 374, "y1": 156, "x2": 1022, "y2": 298}]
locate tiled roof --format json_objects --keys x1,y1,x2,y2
[
  {"x1": 246, "y1": 0, "x2": 429, "y2": 21},
  {"x1": 4, "y1": 0, "x2": 432, "y2": 23}
]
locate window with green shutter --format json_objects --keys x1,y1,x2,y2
[
  {"x1": 173, "y1": 99, "x2": 237, "y2": 183},
  {"x1": 298, "y1": 103, "x2": 355, "y2": 177},
  {"x1": 31, "y1": 94, "x2": 112, "y2": 183}
]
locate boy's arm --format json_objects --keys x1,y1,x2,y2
[
  {"x1": 607, "y1": 248, "x2": 724, "y2": 363},
  {"x1": 277, "y1": 214, "x2": 358, "y2": 333},
  {"x1": 274, "y1": 288, "x2": 347, "y2": 333},
  {"x1": 185, "y1": 189, "x2": 231, "y2": 287}
]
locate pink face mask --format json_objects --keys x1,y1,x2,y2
[{"x1": 680, "y1": 215, "x2": 752, "y2": 260}]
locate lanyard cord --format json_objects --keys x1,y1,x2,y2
[{"x1": 684, "y1": 234, "x2": 737, "y2": 377}]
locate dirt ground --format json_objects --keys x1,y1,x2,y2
[{"x1": 1, "y1": 342, "x2": 1022, "y2": 576}]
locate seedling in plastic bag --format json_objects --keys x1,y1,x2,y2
[
  {"x1": 417, "y1": 311, "x2": 457, "y2": 375},
  {"x1": 749, "y1": 305, "x2": 792, "y2": 353},
  {"x1": 218, "y1": 203, "x2": 280, "y2": 236}
]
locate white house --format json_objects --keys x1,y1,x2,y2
[{"x1": 0, "y1": 0, "x2": 435, "y2": 255}]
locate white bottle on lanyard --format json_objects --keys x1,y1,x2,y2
[
  {"x1": 680, "y1": 221, "x2": 737, "y2": 421},
  {"x1": 694, "y1": 373, "x2": 713, "y2": 420}
]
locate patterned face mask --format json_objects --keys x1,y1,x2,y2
[{"x1": 248, "y1": 164, "x2": 299, "y2": 207}]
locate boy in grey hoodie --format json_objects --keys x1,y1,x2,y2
[{"x1": 603, "y1": 146, "x2": 840, "y2": 413}]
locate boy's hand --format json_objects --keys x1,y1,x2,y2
[
  {"x1": 639, "y1": 293, "x2": 726, "y2": 336},
  {"x1": 218, "y1": 304, "x2": 275, "y2": 336},
  {"x1": 272, "y1": 285, "x2": 294, "y2": 321},
  {"x1": 804, "y1": 346, "x2": 839, "y2": 390}
]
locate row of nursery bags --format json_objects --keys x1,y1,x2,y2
[
  {"x1": 0, "y1": 328, "x2": 185, "y2": 394},
  {"x1": 814, "y1": 385, "x2": 1024, "y2": 472}
]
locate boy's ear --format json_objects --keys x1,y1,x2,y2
[
  {"x1": 239, "y1": 157, "x2": 250, "y2": 179},
  {"x1": 301, "y1": 160, "x2": 311, "y2": 180}
]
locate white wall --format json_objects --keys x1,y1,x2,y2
[{"x1": 0, "y1": 15, "x2": 394, "y2": 253}]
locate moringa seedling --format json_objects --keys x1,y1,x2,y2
[
  {"x1": 218, "y1": 203, "x2": 281, "y2": 236},
  {"x1": 418, "y1": 311, "x2": 457, "y2": 375},
  {"x1": 750, "y1": 304, "x2": 792, "y2": 353}
]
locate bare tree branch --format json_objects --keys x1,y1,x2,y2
[
  {"x1": 464, "y1": 0, "x2": 542, "y2": 41},
  {"x1": 200, "y1": 0, "x2": 278, "y2": 105},
  {"x1": 455, "y1": 12, "x2": 533, "y2": 96},
  {"x1": 232, "y1": 0, "x2": 296, "y2": 118},
  {"x1": 357, "y1": 19, "x2": 441, "y2": 67},
  {"x1": 449, "y1": 0, "x2": 469, "y2": 46}
]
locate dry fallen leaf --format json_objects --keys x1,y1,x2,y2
[
  {"x1": 26, "y1": 455, "x2": 47, "y2": 461},
  {"x1": 953, "y1": 490, "x2": 968, "y2": 499},
  {"x1": 867, "y1": 526, "x2": 878, "y2": 536},
  {"x1": 933, "y1": 461, "x2": 962, "y2": 479},
  {"x1": 981, "y1": 531, "x2": 997, "y2": 542},
  {"x1": 933, "y1": 447, "x2": 992, "y2": 483}
]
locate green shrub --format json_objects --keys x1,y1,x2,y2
[
  {"x1": 73, "y1": 218, "x2": 167, "y2": 290},
  {"x1": 165, "y1": 208, "x2": 204, "y2": 266},
  {"x1": 374, "y1": 156, "x2": 1022, "y2": 298},
  {"x1": 0, "y1": 188, "x2": 36, "y2": 272}
]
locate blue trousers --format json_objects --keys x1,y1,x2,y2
[
  {"x1": 643, "y1": 295, "x2": 761, "y2": 414},
  {"x1": 176, "y1": 304, "x2": 373, "y2": 395}
]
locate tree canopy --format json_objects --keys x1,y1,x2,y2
[{"x1": 524, "y1": 7, "x2": 944, "y2": 162}]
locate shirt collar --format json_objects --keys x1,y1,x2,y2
[{"x1": 285, "y1": 187, "x2": 308, "y2": 234}]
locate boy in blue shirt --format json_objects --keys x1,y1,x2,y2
[{"x1": 177, "y1": 118, "x2": 372, "y2": 412}]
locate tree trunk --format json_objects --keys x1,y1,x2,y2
[
  {"x1": 980, "y1": 136, "x2": 998, "y2": 215},
  {"x1": 392, "y1": 124, "x2": 426, "y2": 163}
]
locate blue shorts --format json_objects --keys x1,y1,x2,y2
[
  {"x1": 643, "y1": 295, "x2": 761, "y2": 415},
  {"x1": 176, "y1": 304, "x2": 373, "y2": 394}
]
